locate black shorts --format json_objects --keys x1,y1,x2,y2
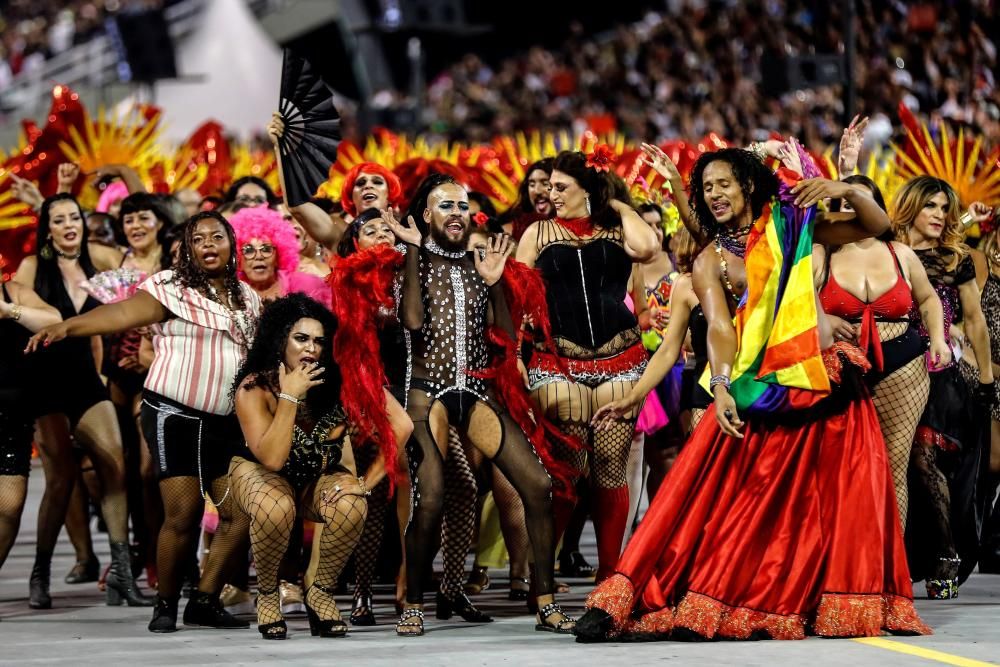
[
  {"x1": 0, "y1": 402, "x2": 34, "y2": 477},
  {"x1": 140, "y1": 391, "x2": 242, "y2": 482}
]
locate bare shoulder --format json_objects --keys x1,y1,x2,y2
[{"x1": 13, "y1": 255, "x2": 37, "y2": 286}]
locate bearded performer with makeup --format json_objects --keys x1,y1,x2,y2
[
  {"x1": 572, "y1": 143, "x2": 931, "y2": 643},
  {"x1": 387, "y1": 174, "x2": 579, "y2": 637}
]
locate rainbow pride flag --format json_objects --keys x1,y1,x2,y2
[{"x1": 702, "y1": 173, "x2": 830, "y2": 414}]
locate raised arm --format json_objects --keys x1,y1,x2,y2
[
  {"x1": 639, "y1": 143, "x2": 695, "y2": 236},
  {"x1": 25, "y1": 290, "x2": 168, "y2": 352},
  {"x1": 612, "y1": 199, "x2": 659, "y2": 261},
  {"x1": 268, "y1": 112, "x2": 346, "y2": 249},
  {"x1": 94, "y1": 163, "x2": 146, "y2": 194},
  {"x1": 792, "y1": 179, "x2": 891, "y2": 246},
  {"x1": 692, "y1": 248, "x2": 743, "y2": 438}
]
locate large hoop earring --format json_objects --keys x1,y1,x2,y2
[{"x1": 585, "y1": 195, "x2": 591, "y2": 217}]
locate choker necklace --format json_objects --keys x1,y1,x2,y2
[
  {"x1": 425, "y1": 238, "x2": 466, "y2": 259},
  {"x1": 55, "y1": 247, "x2": 82, "y2": 261},
  {"x1": 555, "y1": 216, "x2": 595, "y2": 237}
]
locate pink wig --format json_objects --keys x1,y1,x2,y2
[
  {"x1": 229, "y1": 206, "x2": 300, "y2": 279},
  {"x1": 96, "y1": 181, "x2": 129, "y2": 213}
]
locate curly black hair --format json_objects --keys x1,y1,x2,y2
[
  {"x1": 170, "y1": 211, "x2": 247, "y2": 310},
  {"x1": 232, "y1": 293, "x2": 341, "y2": 417},
  {"x1": 403, "y1": 172, "x2": 457, "y2": 237},
  {"x1": 688, "y1": 148, "x2": 777, "y2": 241}
]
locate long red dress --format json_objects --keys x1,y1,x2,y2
[{"x1": 582, "y1": 345, "x2": 930, "y2": 641}]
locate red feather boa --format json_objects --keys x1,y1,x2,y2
[
  {"x1": 470, "y1": 260, "x2": 585, "y2": 498},
  {"x1": 327, "y1": 244, "x2": 404, "y2": 489}
]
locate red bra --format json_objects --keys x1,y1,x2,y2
[{"x1": 819, "y1": 242, "x2": 913, "y2": 371}]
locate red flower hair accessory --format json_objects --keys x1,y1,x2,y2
[
  {"x1": 473, "y1": 211, "x2": 489, "y2": 227},
  {"x1": 586, "y1": 144, "x2": 616, "y2": 172}
]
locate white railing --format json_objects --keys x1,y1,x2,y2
[{"x1": 0, "y1": 0, "x2": 215, "y2": 137}]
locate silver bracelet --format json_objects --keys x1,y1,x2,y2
[
  {"x1": 277, "y1": 392, "x2": 301, "y2": 405},
  {"x1": 709, "y1": 375, "x2": 731, "y2": 392}
]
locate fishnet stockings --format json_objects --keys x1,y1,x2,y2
[
  {"x1": 0, "y1": 475, "x2": 27, "y2": 568},
  {"x1": 869, "y1": 329, "x2": 929, "y2": 526},
  {"x1": 309, "y1": 473, "x2": 367, "y2": 621},
  {"x1": 690, "y1": 408, "x2": 706, "y2": 432},
  {"x1": 350, "y1": 444, "x2": 388, "y2": 602},
  {"x1": 441, "y1": 429, "x2": 477, "y2": 596},
  {"x1": 491, "y1": 467, "x2": 529, "y2": 580},
  {"x1": 155, "y1": 476, "x2": 205, "y2": 599},
  {"x1": 230, "y1": 457, "x2": 294, "y2": 609},
  {"x1": 197, "y1": 475, "x2": 249, "y2": 595}
]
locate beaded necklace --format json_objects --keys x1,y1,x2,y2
[{"x1": 425, "y1": 238, "x2": 466, "y2": 259}]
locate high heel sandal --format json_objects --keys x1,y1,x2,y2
[
  {"x1": 558, "y1": 550, "x2": 596, "y2": 578},
  {"x1": 926, "y1": 556, "x2": 962, "y2": 599},
  {"x1": 396, "y1": 607, "x2": 425, "y2": 637},
  {"x1": 305, "y1": 583, "x2": 348, "y2": 638},
  {"x1": 256, "y1": 587, "x2": 287, "y2": 640},
  {"x1": 508, "y1": 577, "x2": 530, "y2": 601},
  {"x1": 535, "y1": 601, "x2": 576, "y2": 634},
  {"x1": 350, "y1": 593, "x2": 376, "y2": 626},
  {"x1": 435, "y1": 590, "x2": 493, "y2": 622},
  {"x1": 464, "y1": 565, "x2": 491, "y2": 595}
]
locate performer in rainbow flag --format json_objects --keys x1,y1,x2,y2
[{"x1": 573, "y1": 142, "x2": 932, "y2": 642}]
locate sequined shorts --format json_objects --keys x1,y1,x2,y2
[
  {"x1": 528, "y1": 342, "x2": 648, "y2": 389},
  {"x1": 0, "y1": 404, "x2": 33, "y2": 477}
]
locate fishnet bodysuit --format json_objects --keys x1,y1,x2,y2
[
  {"x1": 401, "y1": 244, "x2": 557, "y2": 604},
  {"x1": 231, "y1": 406, "x2": 367, "y2": 628}
]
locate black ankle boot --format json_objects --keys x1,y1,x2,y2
[
  {"x1": 148, "y1": 595, "x2": 179, "y2": 633},
  {"x1": 106, "y1": 542, "x2": 153, "y2": 607},
  {"x1": 29, "y1": 555, "x2": 52, "y2": 610},
  {"x1": 183, "y1": 591, "x2": 250, "y2": 628},
  {"x1": 435, "y1": 590, "x2": 493, "y2": 622},
  {"x1": 64, "y1": 554, "x2": 100, "y2": 584}
]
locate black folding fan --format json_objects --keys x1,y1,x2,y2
[{"x1": 277, "y1": 50, "x2": 342, "y2": 207}]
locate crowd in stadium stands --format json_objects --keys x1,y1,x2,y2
[
  {"x1": 2, "y1": 1, "x2": 998, "y2": 150},
  {"x1": 0, "y1": 1, "x2": 165, "y2": 87},
  {"x1": 414, "y1": 1, "x2": 999, "y2": 149}
]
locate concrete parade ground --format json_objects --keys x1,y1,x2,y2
[{"x1": 1, "y1": 463, "x2": 998, "y2": 666}]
